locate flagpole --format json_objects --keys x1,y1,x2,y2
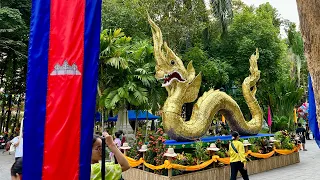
[
  {"x1": 101, "y1": 110, "x2": 105, "y2": 180},
  {"x1": 268, "y1": 106, "x2": 272, "y2": 134}
]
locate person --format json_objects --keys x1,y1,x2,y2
[
  {"x1": 118, "y1": 130, "x2": 126, "y2": 146},
  {"x1": 91, "y1": 132, "x2": 130, "y2": 180},
  {"x1": 229, "y1": 131, "x2": 249, "y2": 180},
  {"x1": 11, "y1": 157, "x2": 22, "y2": 180},
  {"x1": 4, "y1": 131, "x2": 8, "y2": 142},
  {"x1": 296, "y1": 123, "x2": 307, "y2": 151},
  {"x1": 305, "y1": 123, "x2": 311, "y2": 140},
  {"x1": 10, "y1": 134, "x2": 23, "y2": 161},
  {"x1": 114, "y1": 132, "x2": 122, "y2": 148},
  {"x1": 109, "y1": 132, "x2": 122, "y2": 161}
]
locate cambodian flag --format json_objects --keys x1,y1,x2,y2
[
  {"x1": 23, "y1": 0, "x2": 102, "y2": 179},
  {"x1": 308, "y1": 74, "x2": 320, "y2": 148}
]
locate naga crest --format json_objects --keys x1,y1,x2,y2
[{"x1": 148, "y1": 16, "x2": 201, "y2": 102}]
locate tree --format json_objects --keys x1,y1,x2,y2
[
  {"x1": 98, "y1": 29, "x2": 165, "y2": 131},
  {"x1": 296, "y1": 0, "x2": 320, "y2": 129},
  {"x1": 207, "y1": 3, "x2": 288, "y2": 119},
  {"x1": 102, "y1": 0, "x2": 210, "y2": 54},
  {"x1": 285, "y1": 22, "x2": 308, "y2": 88},
  {"x1": 1, "y1": 0, "x2": 31, "y2": 25},
  {"x1": 232, "y1": 0, "x2": 246, "y2": 13},
  {"x1": 269, "y1": 78, "x2": 304, "y2": 130},
  {"x1": 211, "y1": 0, "x2": 233, "y2": 37},
  {"x1": 182, "y1": 47, "x2": 231, "y2": 93},
  {"x1": 101, "y1": 0, "x2": 149, "y2": 39},
  {"x1": 0, "y1": 5, "x2": 29, "y2": 133}
]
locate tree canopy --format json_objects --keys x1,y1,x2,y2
[{"x1": 0, "y1": 0, "x2": 307, "y2": 133}]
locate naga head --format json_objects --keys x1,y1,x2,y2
[{"x1": 148, "y1": 16, "x2": 201, "y2": 102}]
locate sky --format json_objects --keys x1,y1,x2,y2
[{"x1": 242, "y1": 0, "x2": 300, "y2": 25}]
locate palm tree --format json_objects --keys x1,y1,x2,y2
[
  {"x1": 99, "y1": 29, "x2": 163, "y2": 132},
  {"x1": 268, "y1": 79, "x2": 304, "y2": 130}
]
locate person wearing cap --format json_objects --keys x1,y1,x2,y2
[{"x1": 229, "y1": 131, "x2": 249, "y2": 180}]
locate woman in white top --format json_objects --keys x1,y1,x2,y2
[{"x1": 10, "y1": 134, "x2": 23, "y2": 161}]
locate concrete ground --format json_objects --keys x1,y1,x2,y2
[
  {"x1": 0, "y1": 140, "x2": 318, "y2": 180},
  {"x1": 0, "y1": 149, "x2": 14, "y2": 180},
  {"x1": 249, "y1": 140, "x2": 320, "y2": 180}
]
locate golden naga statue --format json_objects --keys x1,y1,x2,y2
[{"x1": 148, "y1": 17, "x2": 263, "y2": 141}]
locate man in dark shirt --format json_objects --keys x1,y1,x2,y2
[
  {"x1": 296, "y1": 123, "x2": 307, "y2": 151},
  {"x1": 305, "y1": 123, "x2": 311, "y2": 140}
]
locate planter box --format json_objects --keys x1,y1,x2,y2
[{"x1": 122, "y1": 152, "x2": 300, "y2": 180}]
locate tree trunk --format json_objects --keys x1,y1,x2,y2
[
  {"x1": 5, "y1": 94, "x2": 12, "y2": 132},
  {"x1": 151, "y1": 120, "x2": 155, "y2": 131},
  {"x1": 296, "y1": 0, "x2": 320, "y2": 129},
  {"x1": 0, "y1": 95, "x2": 5, "y2": 133},
  {"x1": 11, "y1": 95, "x2": 21, "y2": 133}
]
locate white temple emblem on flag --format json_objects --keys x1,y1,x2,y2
[{"x1": 50, "y1": 60, "x2": 81, "y2": 76}]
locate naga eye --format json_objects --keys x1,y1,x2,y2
[{"x1": 170, "y1": 60, "x2": 175, "y2": 65}]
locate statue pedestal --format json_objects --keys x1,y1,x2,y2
[{"x1": 116, "y1": 108, "x2": 133, "y2": 134}]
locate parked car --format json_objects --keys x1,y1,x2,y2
[{"x1": 0, "y1": 135, "x2": 5, "y2": 149}]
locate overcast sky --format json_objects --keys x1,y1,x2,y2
[{"x1": 242, "y1": 0, "x2": 300, "y2": 25}]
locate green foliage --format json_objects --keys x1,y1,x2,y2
[
  {"x1": 211, "y1": 0, "x2": 233, "y2": 37},
  {"x1": 0, "y1": 1, "x2": 30, "y2": 133},
  {"x1": 286, "y1": 23, "x2": 304, "y2": 57},
  {"x1": 127, "y1": 130, "x2": 144, "y2": 160},
  {"x1": 215, "y1": 150, "x2": 227, "y2": 158},
  {"x1": 101, "y1": 0, "x2": 149, "y2": 39},
  {"x1": 214, "y1": 4, "x2": 286, "y2": 85},
  {"x1": 98, "y1": 0, "x2": 305, "y2": 128},
  {"x1": 100, "y1": 29, "x2": 132, "y2": 69},
  {"x1": 255, "y1": 3, "x2": 282, "y2": 30},
  {"x1": 102, "y1": 0, "x2": 210, "y2": 53},
  {"x1": 285, "y1": 22, "x2": 308, "y2": 88},
  {"x1": 99, "y1": 29, "x2": 165, "y2": 112},
  {"x1": 270, "y1": 78, "x2": 304, "y2": 113},
  {"x1": 182, "y1": 47, "x2": 231, "y2": 92},
  {"x1": 268, "y1": 79, "x2": 304, "y2": 131},
  {"x1": 144, "y1": 128, "x2": 167, "y2": 175},
  {"x1": 1, "y1": 0, "x2": 31, "y2": 25},
  {"x1": 274, "y1": 131, "x2": 295, "y2": 150},
  {"x1": 194, "y1": 141, "x2": 210, "y2": 164}
]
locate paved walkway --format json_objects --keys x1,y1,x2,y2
[
  {"x1": 249, "y1": 140, "x2": 320, "y2": 180},
  {"x1": 0, "y1": 140, "x2": 319, "y2": 180},
  {"x1": 0, "y1": 150, "x2": 15, "y2": 180}
]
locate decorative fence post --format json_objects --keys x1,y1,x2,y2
[
  {"x1": 120, "y1": 142, "x2": 131, "y2": 156},
  {"x1": 207, "y1": 143, "x2": 219, "y2": 168},
  {"x1": 139, "y1": 145, "x2": 148, "y2": 171},
  {"x1": 164, "y1": 148, "x2": 177, "y2": 177},
  {"x1": 243, "y1": 140, "x2": 251, "y2": 153}
]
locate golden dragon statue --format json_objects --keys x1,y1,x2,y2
[{"x1": 148, "y1": 17, "x2": 263, "y2": 141}]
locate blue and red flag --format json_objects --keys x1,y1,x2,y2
[
  {"x1": 308, "y1": 74, "x2": 320, "y2": 148},
  {"x1": 23, "y1": 0, "x2": 102, "y2": 179}
]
